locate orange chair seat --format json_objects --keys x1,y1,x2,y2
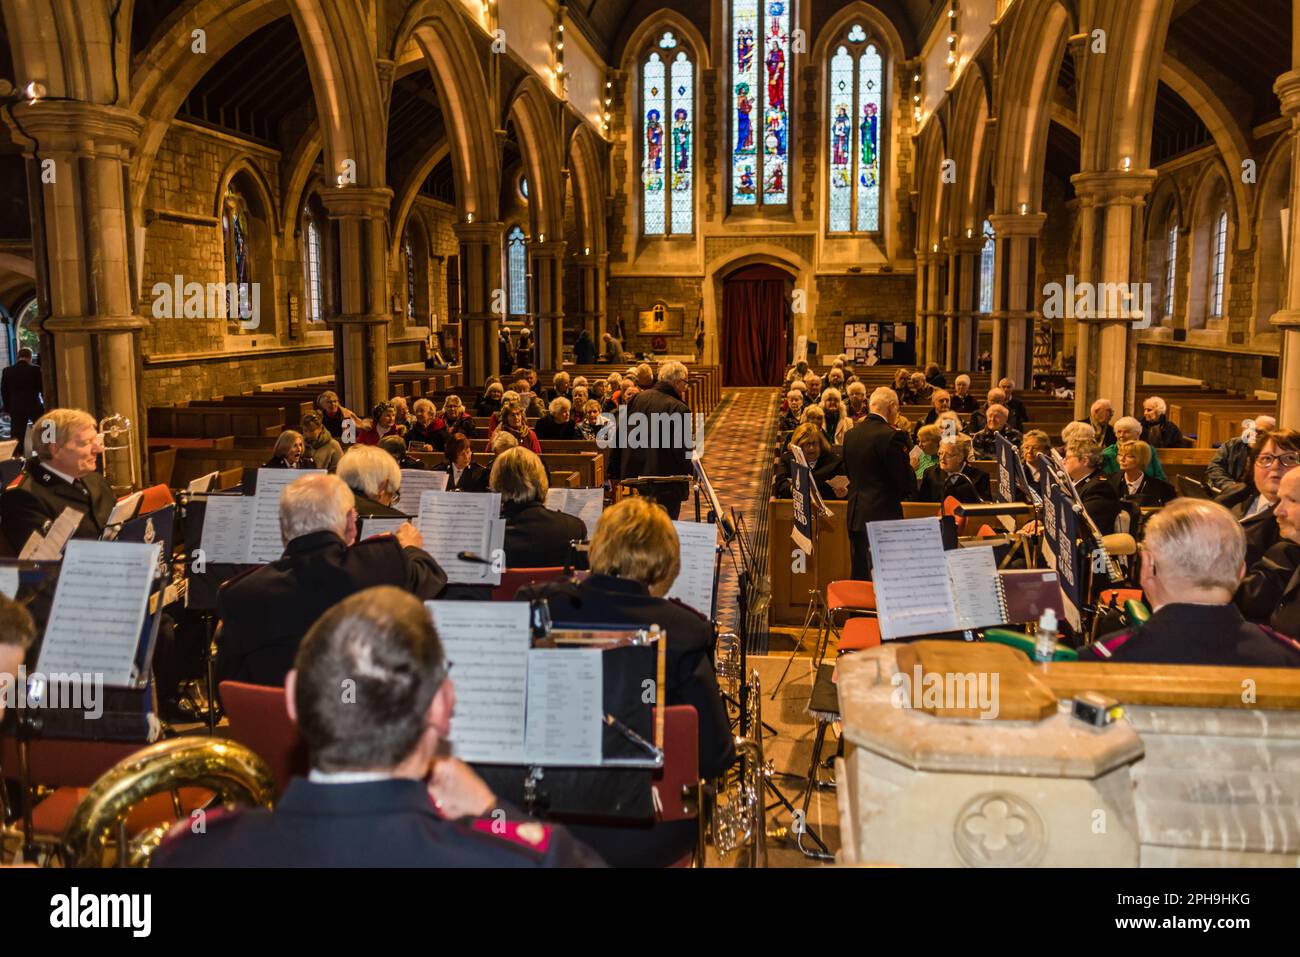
[
  {"x1": 31, "y1": 786, "x2": 212, "y2": 837},
  {"x1": 826, "y1": 580, "x2": 876, "y2": 613},
  {"x1": 1100, "y1": 588, "x2": 1143, "y2": 606},
  {"x1": 839, "y1": 617, "x2": 881, "y2": 652}
]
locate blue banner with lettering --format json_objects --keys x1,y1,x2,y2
[
  {"x1": 1038, "y1": 453, "x2": 1082, "y2": 627},
  {"x1": 994, "y1": 432, "x2": 1019, "y2": 503},
  {"x1": 790, "y1": 457, "x2": 813, "y2": 554}
]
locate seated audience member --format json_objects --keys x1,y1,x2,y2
[
  {"x1": 264, "y1": 429, "x2": 305, "y2": 469},
  {"x1": 517, "y1": 497, "x2": 736, "y2": 866},
  {"x1": 488, "y1": 390, "x2": 519, "y2": 433},
  {"x1": 949, "y1": 374, "x2": 979, "y2": 414},
  {"x1": 577, "y1": 400, "x2": 612, "y2": 441},
  {"x1": 1062, "y1": 437, "x2": 1122, "y2": 534},
  {"x1": 1, "y1": 408, "x2": 113, "y2": 552},
  {"x1": 545, "y1": 372, "x2": 572, "y2": 404},
  {"x1": 491, "y1": 447, "x2": 587, "y2": 568},
  {"x1": 1060, "y1": 420, "x2": 1095, "y2": 452},
  {"x1": 910, "y1": 423, "x2": 942, "y2": 480},
  {"x1": 1082, "y1": 398, "x2": 1117, "y2": 449},
  {"x1": 534, "y1": 397, "x2": 581, "y2": 441},
  {"x1": 935, "y1": 410, "x2": 965, "y2": 438},
  {"x1": 490, "y1": 430, "x2": 519, "y2": 455},
  {"x1": 515, "y1": 380, "x2": 547, "y2": 420},
  {"x1": 1108, "y1": 440, "x2": 1176, "y2": 507},
  {"x1": 917, "y1": 434, "x2": 989, "y2": 504},
  {"x1": 843, "y1": 381, "x2": 869, "y2": 423},
  {"x1": 820, "y1": 388, "x2": 843, "y2": 441},
  {"x1": 438, "y1": 395, "x2": 477, "y2": 439},
  {"x1": 164, "y1": 587, "x2": 599, "y2": 867},
  {"x1": 905, "y1": 372, "x2": 932, "y2": 405},
  {"x1": 570, "y1": 385, "x2": 589, "y2": 413},
  {"x1": 315, "y1": 390, "x2": 359, "y2": 442},
  {"x1": 301, "y1": 413, "x2": 342, "y2": 472},
  {"x1": 803, "y1": 373, "x2": 823, "y2": 404},
  {"x1": 826, "y1": 367, "x2": 846, "y2": 391},
  {"x1": 801, "y1": 403, "x2": 829, "y2": 444},
  {"x1": 924, "y1": 363, "x2": 947, "y2": 389},
  {"x1": 779, "y1": 389, "x2": 805, "y2": 433},
  {"x1": 0, "y1": 596, "x2": 35, "y2": 723},
  {"x1": 214, "y1": 475, "x2": 446, "y2": 687},
  {"x1": 475, "y1": 380, "x2": 505, "y2": 417},
  {"x1": 572, "y1": 375, "x2": 589, "y2": 392},
  {"x1": 1237, "y1": 467, "x2": 1300, "y2": 638},
  {"x1": 1020, "y1": 429, "x2": 1052, "y2": 484},
  {"x1": 1216, "y1": 428, "x2": 1300, "y2": 566},
  {"x1": 380, "y1": 435, "x2": 425, "y2": 471},
  {"x1": 892, "y1": 368, "x2": 912, "y2": 396},
  {"x1": 970, "y1": 388, "x2": 1012, "y2": 433},
  {"x1": 1083, "y1": 500, "x2": 1300, "y2": 665},
  {"x1": 356, "y1": 402, "x2": 401, "y2": 446},
  {"x1": 1207, "y1": 415, "x2": 1277, "y2": 495},
  {"x1": 998, "y1": 378, "x2": 1029, "y2": 429},
  {"x1": 337, "y1": 444, "x2": 407, "y2": 518},
  {"x1": 971, "y1": 403, "x2": 1022, "y2": 459},
  {"x1": 1140, "y1": 396, "x2": 1186, "y2": 449},
  {"x1": 774, "y1": 423, "x2": 847, "y2": 500},
  {"x1": 490, "y1": 400, "x2": 543, "y2": 454},
  {"x1": 920, "y1": 389, "x2": 952, "y2": 428},
  {"x1": 389, "y1": 396, "x2": 411, "y2": 431},
  {"x1": 1101, "y1": 416, "x2": 1167, "y2": 481},
  {"x1": 405, "y1": 398, "x2": 443, "y2": 451},
  {"x1": 434, "y1": 433, "x2": 489, "y2": 492}
]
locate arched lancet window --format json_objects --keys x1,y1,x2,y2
[
  {"x1": 222, "y1": 186, "x2": 253, "y2": 328},
  {"x1": 302, "y1": 204, "x2": 325, "y2": 324},
  {"x1": 404, "y1": 233, "x2": 416, "y2": 321},
  {"x1": 1210, "y1": 210, "x2": 1228, "y2": 318},
  {"x1": 731, "y1": 0, "x2": 792, "y2": 208},
  {"x1": 1163, "y1": 223, "x2": 1178, "y2": 319},
  {"x1": 978, "y1": 219, "x2": 995, "y2": 314},
  {"x1": 827, "y1": 25, "x2": 883, "y2": 233},
  {"x1": 507, "y1": 226, "x2": 528, "y2": 317},
  {"x1": 642, "y1": 32, "x2": 694, "y2": 236}
]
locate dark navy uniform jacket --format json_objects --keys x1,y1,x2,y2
[
  {"x1": 1081, "y1": 602, "x2": 1300, "y2": 666},
  {"x1": 152, "y1": 777, "x2": 604, "y2": 868},
  {"x1": 0, "y1": 461, "x2": 114, "y2": 553}
]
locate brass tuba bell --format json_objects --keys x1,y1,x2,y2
[{"x1": 61, "y1": 736, "x2": 276, "y2": 867}]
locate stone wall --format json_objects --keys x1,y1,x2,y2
[
  {"x1": 812, "y1": 273, "x2": 916, "y2": 359},
  {"x1": 1137, "y1": 342, "x2": 1278, "y2": 395},
  {"x1": 606, "y1": 276, "x2": 702, "y2": 356}
]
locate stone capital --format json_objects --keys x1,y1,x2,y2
[
  {"x1": 1275, "y1": 70, "x2": 1300, "y2": 119},
  {"x1": 527, "y1": 239, "x2": 568, "y2": 261},
  {"x1": 327, "y1": 312, "x2": 391, "y2": 327},
  {"x1": 986, "y1": 211, "x2": 1047, "y2": 238},
  {"x1": 1071, "y1": 169, "x2": 1157, "y2": 206},
  {"x1": 319, "y1": 186, "x2": 394, "y2": 220},
  {"x1": 949, "y1": 237, "x2": 985, "y2": 255},
  {"x1": 44, "y1": 313, "x2": 149, "y2": 334},
  {"x1": 572, "y1": 251, "x2": 608, "y2": 269},
  {"x1": 1269, "y1": 308, "x2": 1300, "y2": 330},
  {"x1": 453, "y1": 220, "x2": 505, "y2": 245},
  {"x1": 6, "y1": 101, "x2": 144, "y2": 155}
]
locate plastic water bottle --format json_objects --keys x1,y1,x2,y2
[{"x1": 1034, "y1": 609, "x2": 1058, "y2": 663}]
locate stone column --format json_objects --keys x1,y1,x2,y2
[
  {"x1": 320, "y1": 187, "x2": 393, "y2": 412},
  {"x1": 454, "y1": 221, "x2": 505, "y2": 386},
  {"x1": 571, "y1": 251, "x2": 608, "y2": 345},
  {"x1": 1070, "y1": 170, "x2": 1156, "y2": 420},
  {"x1": 12, "y1": 102, "x2": 147, "y2": 489},
  {"x1": 529, "y1": 239, "x2": 567, "y2": 369},
  {"x1": 924, "y1": 247, "x2": 946, "y2": 368},
  {"x1": 915, "y1": 249, "x2": 939, "y2": 368},
  {"x1": 946, "y1": 237, "x2": 983, "y2": 372},
  {"x1": 987, "y1": 212, "x2": 1046, "y2": 389},
  {"x1": 1272, "y1": 54, "x2": 1300, "y2": 425}
]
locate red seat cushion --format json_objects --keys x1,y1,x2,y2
[
  {"x1": 1100, "y1": 588, "x2": 1143, "y2": 606},
  {"x1": 839, "y1": 617, "x2": 881, "y2": 651},
  {"x1": 825, "y1": 580, "x2": 876, "y2": 613}
]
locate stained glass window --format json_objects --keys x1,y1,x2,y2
[
  {"x1": 304, "y1": 211, "x2": 323, "y2": 323},
  {"x1": 222, "y1": 187, "x2": 252, "y2": 326},
  {"x1": 828, "y1": 27, "x2": 883, "y2": 233},
  {"x1": 979, "y1": 219, "x2": 995, "y2": 314},
  {"x1": 1163, "y1": 223, "x2": 1177, "y2": 318},
  {"x1": 507, "y1": 226, "x2": 528, "y2": 316},
  {"x1": 731, "y1": 0, "x2": 791, "y2": 208},
  {"x1": 1210, "y1": 211, "x2": 1227, "y2": 318},
  {"x1": 642, "y1": 37, "x2": 693, "y2": 236},
  {"x1": 405, "y1": 234, "x2": 416, "y2": 321}
]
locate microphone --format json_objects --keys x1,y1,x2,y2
[
  {"x1": 946, "y1": 470, "x2": 984, "y2": 503},
  {"x1": 457, "y1": 551, "x2": 492, "y2": 565}
]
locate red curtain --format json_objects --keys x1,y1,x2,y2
[{"x1": 721, "y1": 266, "x2": 789, "y2": 386}]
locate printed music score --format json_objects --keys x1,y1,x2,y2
[
  {"x1": 417, "y1": 491, "x2": 503, "y2": 584},
  {"x1": 866, "y1": 518, "x2": 960, "y2": 640},
  {"x1": 199, "y1": 495, "x2": 254, "y2": 564},
  {"x1": 358, "y1": 516, "x2": 415, "y2": 540},
  {"x1": 20, "y1": 506, "x2": 84, "y2": 561},
  {"x1": 400, "y1": 469, "x2": 448, "y2": 504},
  {"x1": 545, "y1": 487, "x2": 604, "y2": 538},
  {"x1": 247, "y1": 468, "x2": 324, "y2": 563},
  {"x1": 523, "y1": 648, "x2": 603, "y2": 766},
  {"x1": 0, "y1": 566, "x2": 17, "y2": 598},
  {"x1": 666, "y1": 520, "x2": 718, "y2": 617},
  {"x1": 38, "y1": 540, "x2": 161, "y2": 687}
]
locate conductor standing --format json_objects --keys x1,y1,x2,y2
[
  {"x1": 842, "y1": 387, "x2": 917, "y2": 580},
  {"x1": 2, "y1": 348, "x2": 43, "y2": 451}
]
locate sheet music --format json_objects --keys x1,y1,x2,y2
[
  {"x1": 17, "y1": 531, "x2": 44, "y2": 561},
  {"x1": 400, "y1": 469, "x2": 447, "y2": 504},
  {"x1": 523, "y1": 648, "x2": 604, "y2": 766},
  {"x1": 546, "y1": 487, "x2": 604, "y2": 539},
  {"x1": 428, "y1": 601, "x2": 530, "y2": 764},
  {"x1": 37, "y1": 540, "x2": 160, "y2": 686},
  {"x1": 107, "y1": 491, "x2": 143, "y2": 527},
  {"x1": 666, "y1": 520, "x2": 718, "y2": 617},
  {"x1": 200, "y1": 495, "x2": 254, "y2": 564},
  {"x1": 188, "y1": 470, "x2": 220, "y2": 494},
  {"x1": 0, "y1": 566, "x2": 17, "y2": 598},
  {"x1": 359, "y1": 516, "x2": 413, "y2": 540},
  {"x1": 417, "y1": 491, "x2": 501, "y2": 584},
  {"x1": 246, "y1": 468, "x2": 324, "y2": 564},
  {"x1": 28, "y1": 507, "x2": 83, "y2": 561},
  {"x1": 945, "y1": 546, "x2": 1004, "y2": 630},
  {"x1": 866, "y1": 518, "x2": 960, "y2": 640}
]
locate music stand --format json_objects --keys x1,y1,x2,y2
[{"x1": 771, "y1": 447, "x2": 833, "y2": 698}]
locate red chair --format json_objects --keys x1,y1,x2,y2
[
  {"x1": 942, "y1": 495, "x2": 968, "y2": 535},
  {"x1": 218, "y1": 681, "x2": 308, "y2": 797},
  {"x1": 652, "y1": 705, "x2": 700, "y2": 868},
  {"x1": 490, "y1": 567, "x2": 570, "y2": 601},
  {"x1": 838, "y1": 616, "x2": 881, "y2": 653},
  {"x1": 137, "y1": 484, "x2": 175, "y2": 515}
]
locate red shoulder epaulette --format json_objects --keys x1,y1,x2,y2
[
  {"x1": 1260, "y1": 626, "x2": 1300, "y2": 655},
  {"x1": 469, "y1": 817, "x2": 553, "y2": 854},
  {"x1": 1090, "y1": 629, "x2": 1137, "y2": 659}
]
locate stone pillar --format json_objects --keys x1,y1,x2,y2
[
  {"x1": 572, "y1": 251, "x2": 608, "y2": 345},
  {"x1": 1070, "y1": 170, "x2": 1156, "y2": 420},
  {"x1": 454, "y1": 221, "x2": 505, "y2": 386},
  {"x1": 1272, "y1": 58, "x2": 1300, "y2": 426},
  {"x1": 987, "y1": 212, "x2": 1046, "y2": 389},
  {"x1": 320, "y1": 187, "x2": 393, "y2": 412},
  {"x1": 529, "y1": 239, "x2": 567, "y2": 370},
  {"x1": 12, "y1": 102, "x2": 147, "y2": 489},
  {"x1": 947, "y1": 237, "x2": 983, "y2": 372},
  {"x1": 915, "y1": 250, "x2": 940, "y2": 368},
  {"x1": 924, "y1": 247, "x2": 946, "y2": 368}
]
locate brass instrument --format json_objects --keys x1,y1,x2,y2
[
  {"x1": 710, "y1": 631, "x2": 767, "y2": 866},
  {"x1": 62, "y1": 736, "x2": 275, "y2": 867},
  {"x1": 98, "y1": 412, "x2": 139, "y2": 495}
]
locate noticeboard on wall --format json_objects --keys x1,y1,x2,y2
[{"x1": 842, "y1": 321, "x2": 917, "y2": 366}]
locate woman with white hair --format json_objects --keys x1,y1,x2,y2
[
  {"x1": 1101, "y1": 415, "x2": 1168, "y2": 481},
  {"x1": 534, "y1": 396, "x2": 581, "y2": 441},
  {"x1": 336, "y1": 444, "x2": 406, "y2": 518},
  {"x1": 265, "y1": 429, "x2": 305, "y2": 469},
  {"x1": 475, "y1": 378, "x2": 505, "y2": 417},
  {"x1": 949, "y1": 374, "x2": 979, "y2": 414},
  {"x1": 779, "y1": 389, "x2": 805, "y2": 433},
  {"x1": 916, "y1": 434, "x2": 989, "y2": 504},
  {"x1": 437, "y1": 394, "x2": 476, "y2": 438},
  {"x1": 406, "y1": 398, "x2": 442, "y2": 450},
  {"x1": 490, "y1": 447, "x2": 587, "y2": 568}
]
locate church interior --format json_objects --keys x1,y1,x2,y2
[{"x1": 0, "y1": 0, "x2": 1299, "y2": 876}]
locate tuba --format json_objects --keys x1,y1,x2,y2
[
  {"x1": 98, "y1": 412, "x2": 139, "y2": 495},
  {"x1": 710, "y1": 631, "x2": 767, "y2": 867},
  {"x1": 62, "y1": 736, "x2": 275, "y2": 867}
]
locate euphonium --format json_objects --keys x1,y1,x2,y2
[
  {"x1": 708, "y1": 654, "x2": 767, "y2": 868},
  {"x1": 62, "y1": 736, "x2": 275, "y2": 867}
]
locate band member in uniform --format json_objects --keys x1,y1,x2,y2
[
  {"x1": 842, "y1": 387, "x2": 916, "y2": 579},
  {"x1": 1062, "y1": 437, "x2": 1122, "y2": 535},
  {"x1": 1107, "y1": 440, "x2": 1176, "y2": 507},
  {"x1": 491, "y1": 447, "x2": 587, "y2": 568},
  {"x1": 916, "y1": 434, "x2": 989, "y2": 504},
  {"x1": 336, "y1": 444, "x2": 407, "y2": 519},
  {"x1": 264, "y1": 430, "x2": 305, "y2": 469},
  {"x1": 160, "y1": 587, "x2": 601, "y2": 867},
  {"x1": 214, "y1": 474, "x2": 446, "y2": 687},
  {"x1": 0, "y1": 596, "x2": 35, "y2": 722},
  {"x1": 621, "y1": 361, "x2": 694, "y2": 519},
  {"x1": 1082, "y1": 499, "x2": 1300, "y2": 665},
  {"x1": 1236, "y1": 467, "x2": 1300, "y2": 639},
  {"x1": 434, "y1": 433, "x2": 489, "y2": 492},
  {"x1": 0, "y1": 408, "x2": 114, "y2": 553}
]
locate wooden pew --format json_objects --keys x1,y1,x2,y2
[{"x1": 148, "y1": 405, "x2": 287, "y2": 440}]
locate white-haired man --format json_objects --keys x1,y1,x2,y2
[
  {"x1": 1, "y1": 408, "x2": 113, "y2": 552},
  {"x1": 842, "y1": 387, "x2": 917, "y2": 579},
  {"x1": 949, "y1": 374, "x2": 979, "y2": 414},
  {"x1": 1207, "y1": 415, "x2": 1278, "y2": 495},
  {"x1": 215, "y1": 474, "x2": 446, "y2": 688},
  {"x1": 997, "y1": 378, "x2": 1029, "y2": 430},
  {"x1": 1080, "y1": 398, "x2": 1116, "y2": 448},
  {"x1": 1085, "y1": 499, "x2": 1300, "y2": 665},
  {"x1": 1141, "y1": 395, "x2": 1186, "y2": 449},
  {"x1": 620, "y1": 360, "x2": 693, "y2": 519}
]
